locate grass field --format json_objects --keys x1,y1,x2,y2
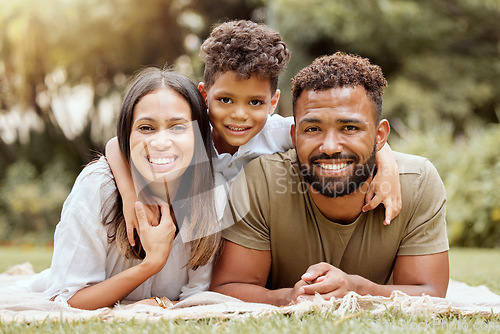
[{"x1": 1, "y1": 246, "x2": 499, "y2": 333}]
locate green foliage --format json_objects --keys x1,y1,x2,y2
[
  {"x1": 390, "y1": 124, "x2": 500, "y2": 247},
  {"x1": 0, "y1": 158, "x2": 74, "y2": 244}
]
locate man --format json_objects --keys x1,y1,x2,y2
[{"x1": 210, "y1": 52, "x2": 449, "y2": 306}]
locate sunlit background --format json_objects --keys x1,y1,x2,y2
[{"x1": 0, "y1": 0, "x2": 499, "y2": 247}]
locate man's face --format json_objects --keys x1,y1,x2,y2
[
  {"x1": 291, "y1": 86, "x2": 382, "y2": 197},
  {"x1": 199, "y1": 71, "x2": 280, "y2": 153}
]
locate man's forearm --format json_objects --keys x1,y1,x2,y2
[
  {"x1": 212, "y1": 283, "x2": 292, "y2": 306},
  {"x1": 350, "y1": 274, "x2": 447, "y2": 298}
]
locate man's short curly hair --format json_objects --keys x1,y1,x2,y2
[
  {"x1": 291, "y1": 52, "x2": 387, "y2": 122},
  {"x1": 200, "y1": 20, "x2": 290, "y2": 93}
]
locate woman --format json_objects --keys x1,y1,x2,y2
[{"x1": 37, "y1": 68, "x2": 220, "y2": 310}]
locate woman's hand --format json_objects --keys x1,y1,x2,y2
[
  {"x1": 135, "y1": 201, "x2": 176, "y2": 270},
  {"x1": 123, "y1": 195, "x2": 160, "y2": 245}
]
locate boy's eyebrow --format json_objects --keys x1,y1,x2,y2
[{"x1": 213, "y1": 89, "x2": 268, "y2": 100}]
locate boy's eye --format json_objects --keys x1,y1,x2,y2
[
  {"x1": 249, "y1": 99, "x2": 263, "y2": 106},
  {"x1": 219, "y1": 97, "x2": 232, "y2": 104}
]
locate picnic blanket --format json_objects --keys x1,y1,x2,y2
[{"x1": 1, "y1": 262, "x2": 499, "y2": 324}]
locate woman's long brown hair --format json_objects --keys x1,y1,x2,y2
[{"x1": 102, "y1": 67, "x2": 220, "y2": 269}]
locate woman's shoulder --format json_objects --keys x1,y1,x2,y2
[
  {"x1": 77, "y1": 156, "x2": 113, "y2": 182},
  {"x1": 67, "y1": 156, "x2": 116, "y2": 204}
]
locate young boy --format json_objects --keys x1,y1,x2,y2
[{"x1": 106, "y1": 20, "x2": 401, "y2": 246}]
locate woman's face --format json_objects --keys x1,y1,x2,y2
[{"x1": 129, "y1": 88, "x2": 195, "y2": 186}]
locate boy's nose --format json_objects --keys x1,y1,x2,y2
[{"x1": 230, "y1": 106, "x2": 249, "y2": 120}]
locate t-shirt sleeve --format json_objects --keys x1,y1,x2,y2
[
  {"x1": 397, "y1": 159, "x2": 449, "y2": 256},
  {"x1": 42, "y1": 162, "x2": 113, "y2": 302},
  {"x1": 221, "y1": 158, "x2": 271, "y2": 251}
]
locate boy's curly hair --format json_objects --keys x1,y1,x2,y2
[
  {"x1": 291, "y1": 52, "x2": 387, "y2": 121},
  {"x1": 200, "y1": 20, "x2": 290, "y2": 93}
]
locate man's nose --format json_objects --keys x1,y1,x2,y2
[
  {"x1": 319, "y1": 131, "x2": 343, "y2": 155},
  {"x1": 150, "y1": 131, "x2": 173, "y2": 150}
]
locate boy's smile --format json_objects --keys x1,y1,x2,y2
[{"x1": 199, "y1": 71, "x2": 280, "y2": 155}]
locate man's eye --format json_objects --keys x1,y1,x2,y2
[
  {"x1": 219, "y1": 97, "x2": 232, "y2": 104},
  {"x1": 305, "y1": 127, "x2": 320, "y2": 133},
  {"x1": 249, "y1": 99, "x2": 263, "y2": 106},
  {"x1": 344, "y1": 125, "x2": 358, "y2": 131}
]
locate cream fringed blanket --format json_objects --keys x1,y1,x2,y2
[{"x1": 1, "y1": 263, "x2": 499, "y2": 324}]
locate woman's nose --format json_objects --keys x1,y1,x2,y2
[{"x1": 149, "y1": 131, "x2": 173, "y2": 150}]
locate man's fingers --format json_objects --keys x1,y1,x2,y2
[
  {"x1": 301, "y1": 263, "x2": 330, "y2": 283},
  {"x1": 300, "y1": 279, "x2": 338, "y2": 295}
]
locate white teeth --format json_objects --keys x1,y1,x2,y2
[
  {"x1": 227, "y1": 125, "x2": 247, "y2": 131},
  {"x1": 319, "y1": 163, "x2": 347, "y2": 170},
  {"x1": 148, "y1": 157, "x2": 175, "y2": 165}
]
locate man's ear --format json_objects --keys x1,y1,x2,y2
[
  {"x1": 376, "y1": 119, "x2": 390, "y2": 151},
  {"x1": 290, "y1": 124, "x2": 296, "y2": 148},
  {"x1": 269, "y1": 89, "x2": 281, "y2": 115},
  {"x1": 198, "y1": 82, "x2": 208, "y2": 104}
]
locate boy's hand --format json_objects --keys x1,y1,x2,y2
[
  {"x1": 362, "y1": 169, "x2": 402, "y2": 225},
  {"x1": 124, "y1": 195, "x2": 160, "y2": 246},
  {"x1": 135, "y1": 202, "x2": 175, "y2": 263}
]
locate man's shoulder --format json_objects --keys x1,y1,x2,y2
[
  {"x1": 394, "y1": 151, "x2": 445, "y2": 209},
  {"x1": 247, "y1": 148, "x2": 297, "y2": 170},
  {"x1": 394, "y1": 151, "x2": 438, "y2": 176}
]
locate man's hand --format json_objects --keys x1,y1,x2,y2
[{"x1": 295, "y1": 262, "x2": 355, "y2": 301}]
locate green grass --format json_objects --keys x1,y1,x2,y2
[
  {"x1": 449, "y1": 248, "x2": 500, "y2": 295},
  {"x1": 1, "y1": 246, "x2": 499, "y2": 333},
  {"x1": 0, "y1": 245, "x2": 53, "y2": 273}
]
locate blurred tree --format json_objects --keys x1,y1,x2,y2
[{"x1": 273, "y1": 0, "x2": 500, "y2": 132}]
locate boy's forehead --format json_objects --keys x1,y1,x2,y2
[{"x1": 208, "y1": 71, "x2": 273, "y2": 96}]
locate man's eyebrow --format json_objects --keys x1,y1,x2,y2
[
  {"x1": 338, "y1": 118, "x2": 363, "y2": 124},
  {"x1": 299, "y1": 117, "x2": 322, "y2": 125}
]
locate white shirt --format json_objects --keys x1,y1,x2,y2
[
  {"x1": 213, "y1": 114, "x2": 294, "y2": 183},
  {"x1": 212, "y1": 114, "x2": 294, "y2": 225},
  {"x1": 35, "y1": 157, "x2": 211, "y2": 303}
]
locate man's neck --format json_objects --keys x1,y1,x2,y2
[{"x1": 308, "y1": 177, "x2": 373, "y2": 224}]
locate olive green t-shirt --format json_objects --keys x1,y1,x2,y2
[{"x1": 222, "y1": 149, "x2": 449, "y2": 290}]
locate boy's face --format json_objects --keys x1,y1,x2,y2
[{"x1": 199, "y1": 71, "x2": 280, "y2": 153}]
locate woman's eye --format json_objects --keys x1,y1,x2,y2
[
  {"x1": 138, "y1": 125, "x2": 153, "y2": 131},
  {"x1": 219, "y1": 97, "x2": 232, "y2": 104},
  {"x1": 249, "y1": 99, "x2": 263, "y2": 106},
  {"x1": 170, "y1": 124, "x2": 188, "y2": 132}
]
